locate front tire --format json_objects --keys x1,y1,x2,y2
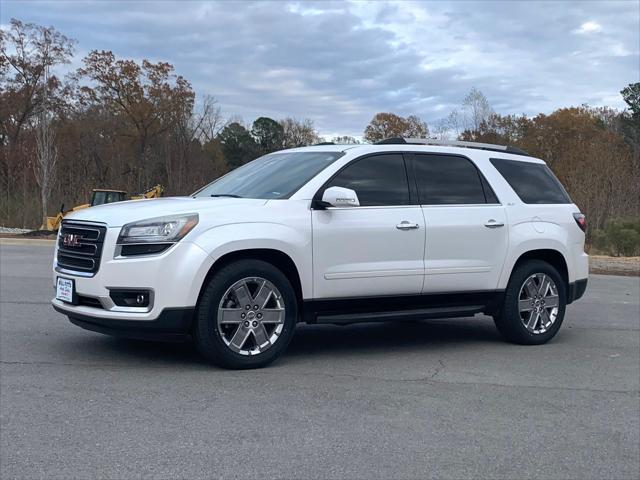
[
  {"x1": 194, "y1": 259, "x2": 298, "y2": 369},
  {"x1": 494, "y1": 260, "x2": 567, "y2": 345}
]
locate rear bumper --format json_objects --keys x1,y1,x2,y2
[
  {"x1": 53, "y1": 303, "x2": 194, "y2": 341},
  {"x1": 567, "y1": 278, "x2": 588, "y2": 304}
]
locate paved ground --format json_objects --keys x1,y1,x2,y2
[{"x1": 1, "y1": 243, "x2": 639, "y2": 480}]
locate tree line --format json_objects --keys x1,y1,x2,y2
[
  {"x1": 0, "y1": 19, "x2": 321, "y2": 227},
  {"x1": 1, "y1": 19, "x2": 638, "y2": 254}
]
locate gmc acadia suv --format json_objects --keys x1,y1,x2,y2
[{"x1": 52, "y1": 138, "x2": 589, "y2": 369}]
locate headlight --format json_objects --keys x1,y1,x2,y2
[{"x1": 116, "y1": 214, "x2": 198, "y2": 256}]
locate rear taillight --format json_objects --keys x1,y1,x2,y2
[{"x1": 573, "y1": 213, "x2": 587, "y2": 232}]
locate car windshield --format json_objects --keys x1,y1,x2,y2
[{"x1": 193, "y1": 151, "x2": 343, "y2": 199}]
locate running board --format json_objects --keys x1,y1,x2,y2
[{"x1": 316, "y1": 305, "x2": 484, "y2": 324}]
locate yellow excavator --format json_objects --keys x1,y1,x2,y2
[{"x1": 42, "y1": 184, "x2": 164, "y2": 231}]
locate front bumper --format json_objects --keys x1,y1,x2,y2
[
  {"x1": 52, "y1": 225, "x2": 213, "y2": 329},
  {"x1": 54, "y1": 303, "x2": 194, "y2": 341}
]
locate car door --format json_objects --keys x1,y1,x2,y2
[
  {"x1": 312, "y1": 153, "x2": 426, "y2": 299},
  {"x1": 410, "y1": 153, "x2": 508, "y2": 293}
]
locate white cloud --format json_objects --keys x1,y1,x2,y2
[
  {"x1": 574, "y1": 21, "x2": 603, "y2": 34},
  {"x1": 2, "y1": 0, "x2": 638, "y2": 136}
]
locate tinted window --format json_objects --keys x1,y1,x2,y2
[
  {"x1": 194, "y1": 151, "x2": 343, "y2": 199},
  {"x1": 91, "y1": 191, "x2": 125, "y2": 206},
  {"x1": 490, "y1": 158, "x2": 571, "y2": 204},
  {"x1": 480, "y1": 175, "x2": 500, "y2": 203},
  {"x1": 326, "y1": 154, "x2": 410, "y2": 206},
  {"x1": 414, "y1": 154, "x2": 487, "y2": 204}
]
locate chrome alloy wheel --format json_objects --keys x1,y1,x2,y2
[
  {"x1": 518, "y1": 273, "x2": 560, "y2": 334},
  {"x1": 217, "y1": 277, "x2": 285, "y2": 355}
]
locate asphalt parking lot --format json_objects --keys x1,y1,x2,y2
[{"x1": 1, "y1": 242, "x2": 639, "y2": 480}]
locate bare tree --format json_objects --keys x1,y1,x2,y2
[
  {"x1": 34, "y1": 58, "x2": 58, "y2": 224},
  {"x1": 445, "y1": 109, "x2": 463, "y2": 139},
  {"x1": 280, "y1": 117, "x2": 320, "y2": 148},
  {"x1": 0, "y1": 19, "x2": 75, "y2": 145},
  {"x1": 194, "y1": 94, "x2": 224, "y2": 143},
  {"x1": 461, "y1": 87, "x2": 493, "y2": 137},
  {"x1": 431, "y1": 117, "x2": 453, "y2": 140},
  {"x1": 34, "y1": 107, "x2": 57, "y2": 224}
]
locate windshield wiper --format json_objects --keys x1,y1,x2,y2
[{"x1": 210, "y1": 194, "x2": 243, "y2": 198}]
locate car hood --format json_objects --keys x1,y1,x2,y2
[{"x1": 64, "y1": 196, "x2": 269, "y2": 227}]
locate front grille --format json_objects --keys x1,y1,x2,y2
[{"x1": 57, "y1": 221, "x2": 107, "y2": 275}]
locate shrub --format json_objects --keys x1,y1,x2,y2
[{"x1": 594, "y1": 218, "x2": 640, "y2": 256}]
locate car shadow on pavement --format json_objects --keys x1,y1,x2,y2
[
  {"x1": 286, "y1": 316, "x2": 503, "y2": 358},
  {"x1": 61, "y1": 315, "x2": 504, "y2": 367}
]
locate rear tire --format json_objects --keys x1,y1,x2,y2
[
  {"x1": 494, "y1": 260, "x2": 566, "y2": 345},
  {"x1": 194, "y1": 259, "x2": 298, "y2": 369}
]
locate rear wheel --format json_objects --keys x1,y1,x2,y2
[
  {"x1": 494, "y1": 260, "x2": 566, "y2": 345},
  {"x1": 194, "y1": 260, "x2": 298, "y2": 369}
]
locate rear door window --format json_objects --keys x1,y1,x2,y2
[
  {"x1": 413, "y1": 154, "x2": 488, "y2": 205},
  {"x1": 490, "y1": 158, "x2": 571, "y2": 204}
]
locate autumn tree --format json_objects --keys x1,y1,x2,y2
[
  {"x1": 363, "y1": 112, "x2": 429, "y2": 143},
  {"x1": 530, "y1": 108, "x2": 638, "y2": 230},
  {"x1": 75, "y1": 50, "x2": 195, "y2": 187},
  {"x1": 459, "y1": 113, "x2": 531, "y2": 145}
]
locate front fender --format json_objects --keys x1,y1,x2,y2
[{"x1": 191, "y1": 222, "x2": 312, "y2": 298}]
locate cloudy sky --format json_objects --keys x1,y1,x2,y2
[{"x1": 3, "y1": 0, "x2": 639, "y2": 137}]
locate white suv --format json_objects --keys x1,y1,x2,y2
[{"x1": 52, "y1": 138, "x2": 589, "y2": 369}]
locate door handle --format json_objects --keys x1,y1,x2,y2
[
  {"x1": 396, "y1": 221, "x2": 420, "y2": 230},
  {"x1": 484, "y1": 219, "x2": 505, "y2": 228}
]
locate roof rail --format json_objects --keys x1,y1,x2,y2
[
  {"x1": 314, "y1": 141, "x2": 335, "y2": 146},
  {"x1": 376, "y1": 137, "x2": 529, "y2": 156}
]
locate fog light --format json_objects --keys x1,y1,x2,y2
[{"x1": 109, "y1": 290, "x2": 151, "y2": 308}]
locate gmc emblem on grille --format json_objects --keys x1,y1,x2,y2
[{"x1": 62, "y1": 233, "x2": 82, "y2": 247}]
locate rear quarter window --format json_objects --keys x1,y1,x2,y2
[{"x1": 490, "y1": 158, "x2": 572, "y2": 204}]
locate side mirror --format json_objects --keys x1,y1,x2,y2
[{"x1": 321, "y1": 186, "x2": 360, "y2": 208}]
